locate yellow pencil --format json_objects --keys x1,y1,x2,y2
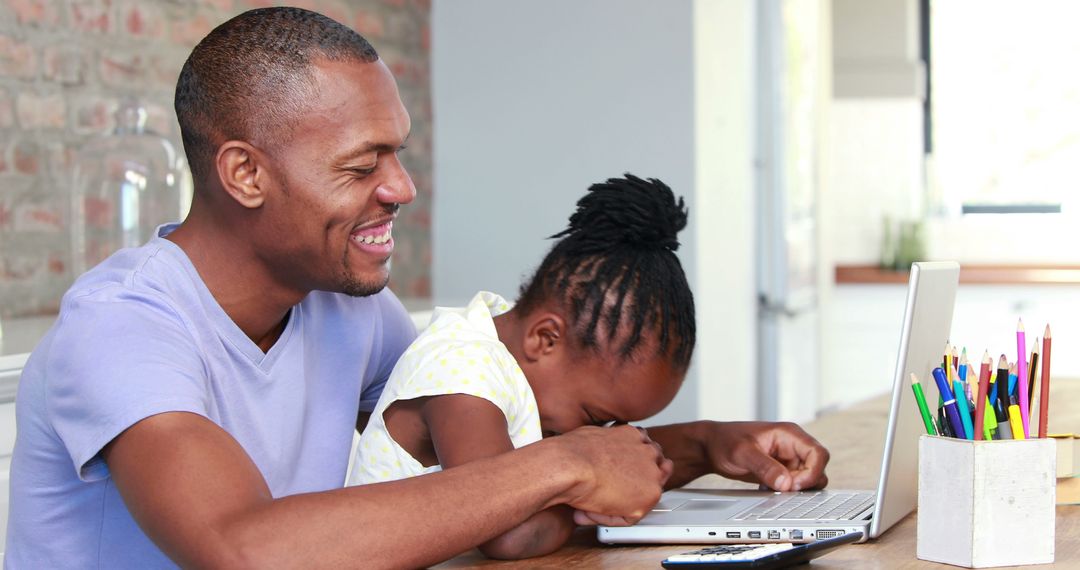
[
  {"x1": 1009, "y1": 405, "x2": 1025, "y2": 440},
  {"x1": 945, "y1": 342, "x2": 952, "y2": 381}
]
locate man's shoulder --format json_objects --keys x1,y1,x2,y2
[
  {"x1": 43, "y1": 241, "x2": 205, "y2": 366},
  {"x1": 64, "y1": 239, "x2": 192, "y2": 311}
]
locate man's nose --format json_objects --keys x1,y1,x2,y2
[{"x1": 374, "y1": 154, "x2": 416, "y2": 206}]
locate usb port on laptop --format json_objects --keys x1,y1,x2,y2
[
  {"x1": 726, "y1": 532, "x2": 741, "y2": 538},
  {"x1": 748, "y1": 531, "x2": 761, "y2": 539}
]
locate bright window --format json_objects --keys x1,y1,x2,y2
[{"x1": 930, "y1": 0, "x2": 1079, "y2": 215}]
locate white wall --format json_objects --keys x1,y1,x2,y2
[
  {"x1": 432, "y1": 0, "x2": 695, "y2": 305},
  {"x1": 431, "y1": 0, "x2": 758, "y2": 423},
  {"x1": 691, "y1": 0, "x2": 757, "y2": 422}
]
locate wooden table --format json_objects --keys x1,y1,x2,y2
[{"x1": 438, "y1": 380, "x2": 1080, "y2": 568}]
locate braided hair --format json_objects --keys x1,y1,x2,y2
[{"x1": 516, "y1": 174, "x2": 696, "y2": 368}]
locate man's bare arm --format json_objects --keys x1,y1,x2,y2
[{"x1": 103, "y1": 411, "x2": 667, "y2": 569}]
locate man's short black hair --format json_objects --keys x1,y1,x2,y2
[{"x1": 174, "y1": 7, "x2": 379, "y2": 183}]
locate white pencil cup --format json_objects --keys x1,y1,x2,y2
[{"x1": 916, "y1": 435, "x2": 1056, "y2": 568}]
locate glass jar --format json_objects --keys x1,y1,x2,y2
[{"x1": 70, "y1": 97, "x2": 192, "y2": 276}]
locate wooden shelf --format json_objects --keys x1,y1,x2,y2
[{"x1": 835, "y1": 264, "x2": 1080, "y2": 285}]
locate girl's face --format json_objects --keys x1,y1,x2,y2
[{"x1": 530, "y1": 346, "x2": 686, "y2": 437}]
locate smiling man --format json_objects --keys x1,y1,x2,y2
[
  {"x1": 4, "y1": 9, "x2": 672, "y2": 568},
  {"x1": 5, "y1": 7, "x2": 828, "y2": 569}
]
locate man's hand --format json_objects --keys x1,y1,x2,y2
[
  {"x1": 647, "y1": 421, "x2": 829, "y2": 491},
  {"x1": 554, "y1": 424, "x2": 673, "y2": 526}
]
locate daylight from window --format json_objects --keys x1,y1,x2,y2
[{"x1": 931, "y1": 0, "x2": 1080, "y2": 214}]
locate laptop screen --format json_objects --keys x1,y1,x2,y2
[{"x1": 870, "y1": 261, "x2": 959, "y2": 538}]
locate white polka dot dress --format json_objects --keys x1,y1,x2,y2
[{"x1": 347, "y1": 292, "x2": 542, "y2": 486}]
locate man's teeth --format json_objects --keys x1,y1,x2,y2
[{"x1": 355, "y1": 229, "x2": 391, "y2": 244}]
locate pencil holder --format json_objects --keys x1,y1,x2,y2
[{"x1": 916, "y1": 435, "x2": 1055, "y2": 568}]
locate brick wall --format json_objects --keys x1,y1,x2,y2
[{"x1": 0, "y1": 0, "x2": 431, "y2": 318}]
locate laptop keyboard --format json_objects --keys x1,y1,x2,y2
[{"x1": 733, "y1": 492, "x2": 875, "y2": 521}]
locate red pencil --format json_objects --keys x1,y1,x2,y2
[
  {"x1": 1039, "y1": 325, "x2": 1052, "y2": 438},
  {"x1": 974, "y1": 351, "x2": 991, "y2": 440}
]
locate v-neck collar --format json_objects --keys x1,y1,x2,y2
[{"x1": 153, "y1": 224, "x2": 300, "y2": 372}]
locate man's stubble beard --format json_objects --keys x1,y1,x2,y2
[{"x1": 340, "y1": 254, "x2": 391, "y2": 297}]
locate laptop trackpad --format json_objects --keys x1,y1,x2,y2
[
  {"x1": 676, "y1": 499, "x2": 745, "y2": 515},
  {"x1": 640, "y1": 497, "x2": 762, "y2": 525}
]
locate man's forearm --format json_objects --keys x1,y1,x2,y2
[
  {"x1": 223, "y1": 439, "x2": 583, "y2": 569},
  {"x1": 108, "y1": 415, "x2": 667, "y2": 569}
]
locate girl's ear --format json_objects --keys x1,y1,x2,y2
[{"x1": 521, "y1": 312, "x2": 567, "y2": 362}]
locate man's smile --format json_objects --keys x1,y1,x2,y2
[{"x1": 350, "y1": 220, "x2": 394, "y2": 254}]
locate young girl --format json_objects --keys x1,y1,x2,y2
[{"x1": 348, "y1": 174, "x2": 696, "y2": 559}]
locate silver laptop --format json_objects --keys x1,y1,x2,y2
[{"x1": 599, "y1": 261, "x2": 960, "y2": 545}]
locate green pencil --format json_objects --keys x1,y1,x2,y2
[
  {"x1": 910, "y1": 373, "x2": 937, "y2": 435},
  {"x1": 983, "y1": 396, "x2": 997, "y2": 440}
]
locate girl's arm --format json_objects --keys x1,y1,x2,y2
[{"x1": 422, "y1": 393, "x2": 577, "y2": 560}]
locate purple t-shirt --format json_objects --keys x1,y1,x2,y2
[{"x1": 5, "y1": 225, "x2": 415, "y2": 568}]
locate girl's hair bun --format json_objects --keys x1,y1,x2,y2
[{"x1": 551, "y1": 173, "x2": 688, "y2": 253}]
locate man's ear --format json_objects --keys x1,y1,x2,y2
[
  {"x1": 521, "y1": 312, "x2": 567, "y2": 362},
  {"x1": 215, "y1": 141, "x2": 266, "y2": 209}
]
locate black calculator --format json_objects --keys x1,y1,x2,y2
[{"x1": 661, "y1": 531, "x2": 863, "y2": 569}]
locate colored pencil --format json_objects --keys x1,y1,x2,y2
[
  {"x1": 996, "y1": 355, "x2": 1010, "y2": 415},
  {"x1": 974, "y1": 351, "x2": 991, "y2": 440},
  {"x1": 983, "y1": 396, "x2": 997, "y2": 441},
  {"x1": 959, "y1": 348, "x2": 972, "y2": 400},
  {"x1": 911, "y1": 374, "x2": 937, "y2": 436},
  {"x1": 941, "y1": 342, "x2": 950, "y2": 408},
  {"x1": 1039, "y1": 325, "x2": 1052, "y2": 438},
  {"x1": 966, "y1": 350, "x2": 979, "y2": 401},
  {"x1": 990, "y1": 377, "x2": 1008, "y2": 439},
  {"x1": 1008, "y1": 404, "x2": 1025, "y2": 440},
  {"x1": 1027, "y1": 339, "x2": 1039, "y2": 412},
  {"x1": 989, "y1": 370, "x2": 998, "y2": 405},
  {"x1": 953, "y1": 378, "x2": 974, "y2": 439},
  {"x1": 1016, "y1": 319, "x2": 1030, "y2": 437}
]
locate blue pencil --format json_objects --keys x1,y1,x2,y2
[{"x1": 953, "y1": 379, "x2": 974, "y2": 439}]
